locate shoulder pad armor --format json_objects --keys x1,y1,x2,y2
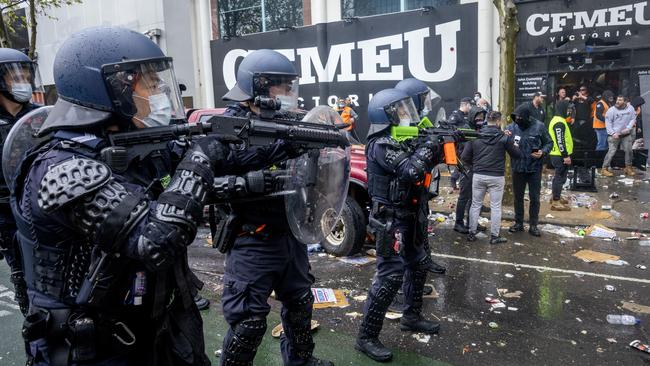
[{"x1": 38, "y1": 157, "x2": 111, "y2": 212}]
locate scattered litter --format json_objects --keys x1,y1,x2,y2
[
  {"x1": 501, "y1": 290, "x2": 523, "y2": 299},
  {"x1": 580, "y1": 330, "x2": 587, "y2": 335},
  {"x1": 366, "y1": 249, "x2": 376, "y2": 257},
  {"x1": 605, "y1": 259, "x2": 629, "y2": 266},
  {"x1": 504, "y1": 273, "x2": 514, "y2": 278},
  {"x1": 573, "y1": 193, "x2": 598, "y2": 208},
  {"x1": 640, "y1": 241, "x2": 650, "y2": 246},
  {"x1": 337, "y1": 256, "x2": 376, "y2": 266},
  {"x1": 345, "y1": 312, "x2": 363, "y2": 319},
  {"x1": 618, "y1": 178, "x2": 635, "y2": 186},
  {"x1": 585, "y1": 224, "x2": 617, "y2": 239},
  {"x1": 507, "y1": 307, "x2": 518, "y2": 311},
  {"x1": 485, "y1": 296, "x2": 502, "y2": 304},
  {"x1": 488, "y1": 322, "x2": 499, "y2": 329},
  {"x1": 491, "y1": 303, "x2": 506, "y2": 310},
  {"x1": 578, "y1": 229, "x2": 586, "y2": 237},
  {"x1": 428, "y1": 213, "x2": 448, "y2": 223},
  {"x1": 215, "y1": 349, "x2": 222, "y2": 357},
  {"x1": 607, "y1": 338, "x2": 617, "y2": 343},
  {"x1": 621, "y1": 301, "x2": 650, "y2": 314},
  {"x1": 476, "y1": 232, "x2": 488, "y2": 239},
  {"x1": 272, "y1": 320, "x2": 319, "y2": 338},
  {"x1": 545, "y1": 214, "x2": 555, "y2": 219},
  {"x1": 565, "y1": 299, "x2": 571, "y2": 304},
  {"x1": 423, "y1": 286, "x2": 439, "y2": 299},
  {"x1": 514, "y1": 242, "x2": 524, "y2": 246},
  {"x1": 605, "y1": 285, "x2": 616, "y2": 292},
  {"x1": 570, "y1": 340, "x2": 577, "y2": 346},
  {"x1": 385, "y1": 312, "x2": 403, "y2": 320},
  {"x1": 307, "y1": 243, "x2": 322, "y2": 253},
  {"x1": 312, "y1": 288, "x2": 349, "y2": 309},
  {"x1": 412, "y1": 333, "x2": 431, "y2": 343},
  {"x1": 601, "y1": 205, "x2": 612, "y2": 210},
  {"x1": 629, "y1": 340, "x2": 650, "y2": 354},
  {"x1": 636, "y1": 264, "x2": 647, "y2": 270},
  {"x1": 606, "y1": 314, "x2": 639, "y2": 325},
  {"x1": 352, "y1": 295, "x2": 367, "y2": 302},
  {"x1": 541, "y1": 224, "x2": 583, "y2": 238},
  {"x1": 572, "y1": 249, "x2": 619, "y2": 263},
  {"x1": 585, "y1": 211, "x2": 613, "y2": 220},
  {"x1": 609, "y1": 192, "x2": 619, "y2": 199},
  {"x1": 641, "y1": 212, "x2": 649, "y2": 220},
  {"x1": 576, "y1": 317, "x2": 582, "y2": 322},
  {"x1": 596, "y1": 347, "x2": 605, "y2": 353},
  {"x1": 317, "y1": 253, "x2": 327, "y2": 257}
]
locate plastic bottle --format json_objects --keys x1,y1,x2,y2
[{"x1": 606, "y1": 314, "x2": 640, "y2": 325}]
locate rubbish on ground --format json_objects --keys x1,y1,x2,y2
[
  {"x1": 578, "y1": 229, "x2": 586, "y2": 237},
  {"x1": 476, "y1": 232, "x2": 488, "y2": 239},
  {"x1": 307, "y1": 243, "x2": 322, "y2": 253},
  {"x1": 337, "y1": 256, "x2": 376, "y2": 266},
  {"x1": 585, "y1": 211, "x2": 613, "y2": 220},
  {"x1": 423, "y1": 287, "x2": 439, "y2": 299},
  {"x1": 607, "y1": 338, "x2": 617, "y2": 343},
  {"x1": 609, "y1": 192, "x2": 619, "y2": 199},
  {"x1": 499, "y1": 290, "x2": 523, "y2": 299},
  {"x1": 570, "y1": 340, "x2": 577, "y2": 345},
  {"x1": 565, "y1": 300, "x2": 571, "y2": 304},
  {"x1": 514, "y1": 242, "x2": 524, "y2": 246},
  {"x1": 272, "y1": 320, "x2": 319, "y2": 338},
  {"x1": 352, "y1": 295, "x2": 367, "y2": 302},
  {"x1": 485, "y1": 297, "x2": 501, "y2": 304},
  {"x1": 605, "y1": 259, "x2": 629, "y2": 266},
  {"x1": 596, "y1": 347, "x2": 604, "y2": 353},
  {"x1": 507, "y1": 307, "x2": 518, "y2": 311},
  {"x1": 428, "y1": 213, "x2": 448, "y2": 223},
  {"x1": 412, "y1": 333, "x2": 431, "y2": 343},
  {"x1": 504, "y1": 273, "x2": 514, "y2": 278},
  {"x1": 641, "y1": 212, "x2": 649, "y2": 220},
  {"x1": 621, "y1": 301, "x2": 650, "y2": 314},
  {"x1": 344, "y1": 312, "x2": 363, "y2": 319},
  {"x1": 606, "y1": 314, "x2": 639, "y2": 325},
  {"x1": 618, "y1": 178, "x2": 635, "y2": 186},
  {"x1": 640, "y1": 241, "x2": 650, "y2": 246},
  {"x1": 609, "y1": 210, "x2": 622, "y2": 218},
  {"x1": 572, "y1": 249, "x2": 619, "y2": 263},
  {"x1": 601, "y1": 205, "x2": 612, "y2": 210},
  {"x1": 629, "y1": 340, "x2": 650, "y2": 354},
  {"x1": 312, "y1": 288, "x2": 349, "y2": 309},
  {"x1": 545, "y1": 214, "x2": 555, "y2": 219},
  {"x1": 580, "y1": 330, "x2": 587, "y2": 335},
  {"x1": 605, "y1": 285, "x2": 616, "y2": 291},
  {"x1": 636, "y1": 264, "x2": 647, "y2": 270},
  {"x1": 576, "y1": 318, "x2": 582, "y2": 322},
  {"x1": 585, "y1": 224, "x2": 617, "y2": 239},
  {"x1": 317, "y1": 253, "x2": 327, "y2": 257},
  {"x1": 488, "y1": 322, "x2": 498, "y2": 329},
  {"x1": 366, "y1": 249, "x2": 376, "y2": 257},
  {"x1": 215, "y1": 349, "x2": 222, "y2": 357},
  {"x1": 385, "y1": 312, "x2": 403, "y2": 320},
  {"x1": 540, "y1": 224, "x2": 583, "y2": 238},
  {"x1": 573, "y1": 193, "x2": 598, "y2": 208},
  {"x1": 491, "y1": 302, "x2": 506, "y2": 310}
]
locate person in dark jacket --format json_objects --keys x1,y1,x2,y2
[
  {"x1": 462, "y1": 111, "x2": 521, "y2": 244},
  {"x1": 453, "y1": 106, "x2": 487, "y2": 234},
  {"x1": 448, "y1": 97, "x2": 473, "y2": 189},
  {"x1": 506, "y1": 103, "x2": 553, "y2": 237}
]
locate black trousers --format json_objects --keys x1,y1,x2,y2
[
  {"x1": 550, "y1": 156, "x2": 568, "y2": 200},
  {"x1": 455, "y1": 171, "x2": 473, "y2": 225},
  {"x1": 512, "y1": 170, "x2": 542, "y2": 226}
]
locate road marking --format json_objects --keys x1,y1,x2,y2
[
  {"x1": 0, "y1": 310, "x2": 11, "y2": 317},
  {"x1": 0, "y1": 299, "x2": 19, "y2": 310},
  {"x1": 430, "y1": 252, "x2": 650, "y2": 284}
]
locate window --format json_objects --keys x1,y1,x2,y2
[
  {"x1": 218, "y1": 0, "x2": 304, "y2": 38},
  {"x1": 341, "y1": 0, "x2": 459, "y2": 18}
]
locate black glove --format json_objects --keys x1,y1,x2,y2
[
  {"x1": 191, "y1": 135, "x2": 239, "y2": 171},
  {"x1": 245, "y1": 170, "x2": 275, "y2": 194},
  {"x1": 415, "y1": 139, "x2": 439, "y2": 168},
  {"x1": 10, "y1": 272, "x2": 28, "y2": 316}
]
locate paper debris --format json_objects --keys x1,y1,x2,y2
[
  {"x1": 585, "y1": 224, "x2": 617, "y2": 239},
  {"x1": 412, "y1": 333, "x2": 431, "y2": 343},
  {"x1": 272, "y1": 320, "x2": 319, "y2": 338},
  {"x1": 337, "y1": 256, "x2": 376, "y2": 266},
  {"x1": 345, "y1": 312, "x2": 363, "y2": 319},
  {"x1": 352, "y1": 295, "x2": 367, "y2": 302},
  {"x1": 621, "y1": 301, "x2": 650, "y2": 314},
  {"x1": 385, "y1": 312, "x2": 403, "y2": 320},
  {"x1": 572, "y1": 249, "x2": 619, "y2": 263},
  {"x1": 312, "y1": 288, "x2": 349, "y2": 309}
]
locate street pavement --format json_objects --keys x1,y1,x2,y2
[{"x1": 0, "y1": 168, "x2": 649, "y2": 365}]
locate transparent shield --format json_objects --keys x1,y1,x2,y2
[
  {"x1": 3, "y1": 106, "x2": 51, "y2": 190},
  {"x1": 284, "y1": 106, "x2": 351, "y2": 244},
  {"x1": 383, "y1": 97, "x2": 419, "y2": 127}
]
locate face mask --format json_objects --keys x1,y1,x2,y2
[
  {"x1": 136, "y1": 93, "x2": 172, "y2": 127},
  {"x1": 276, "y1": 94, "x2": 297, "y2": 112},
  {"x1": 11, "y1": 83, "x2": 32, "y2": 103}
]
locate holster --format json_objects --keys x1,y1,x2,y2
[
  {"x1": 215, "y1": 213, "x2": 241, "y2": 254},
  {"x1": 368, "y1": 203, "x2": 397, "y2": 257}
]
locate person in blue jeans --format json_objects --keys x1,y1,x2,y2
[{"x1": 593, "y1": 91, "x2": 614, "y2": 151}]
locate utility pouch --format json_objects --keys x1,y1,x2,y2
[
  {"x1": 69, "y1": 317, "x2": 96, "y2": 361},
  {"x1": 369, "y1": 206, "x2": 396, "y2": 257},
  {"x1": 216, "y1": 213, "x2": 241, "y2": 254}
]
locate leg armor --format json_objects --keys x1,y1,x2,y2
[
  {"x1": 281, "y1": 291, "x2": 315, "y2": 362},
  {"x1": 403, "y1": 256, "x2": 430, "y2": 316},
  {"x1": 359, "y1": 274, "x2": 403, "y2": 339},
  {"x1": 221, "y1": 316, "x2": 267, "y2": 366}
]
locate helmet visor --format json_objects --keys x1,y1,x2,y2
[
  {"x1": 103, "y1": 58, "x2": 185, "y2": 126},
  {"x1": 384, "y1": 97, "x2": 419, "y2": 127},
  {"x1": 254, "y1": 73, "x2": 299, "y2": 112},
  {"x1": 0, "y1": 61, "x2": 45, "y2": 100}
]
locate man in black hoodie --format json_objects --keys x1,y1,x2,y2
[
  {"x1": 462, "y1": 111, "x2": 521, "y2": 244},
  {"x1": 453, "y1": 106, "x2": 487, "y2": 234}
]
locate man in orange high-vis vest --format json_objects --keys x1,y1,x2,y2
[{"x1": 593, "y1": 90, "x2": 614, "y2": 151}]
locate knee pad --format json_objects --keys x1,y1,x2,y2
[{"x1": 222, "y1": 316, "x2": 267, "y2": 365}]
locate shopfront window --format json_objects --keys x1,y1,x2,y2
[
  {"x1": 218, "y1": 0, "x2": 303, "y2": 38},
  {"x1": 341, "y1": 0, "x2": 458, "y2": 18}
]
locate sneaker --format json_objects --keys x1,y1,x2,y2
[
  {"x1": 600, "y1": 168, "x2": 614, "y2": 177},
  {"x1": 508, "y1": 223, "x2": 524, "y2": 233},
  {"x1": 467, "y1": 232, "x2": 477, "y2": 242},
  {"x1": 550, "y1": 199, "x2": 571, "y2": 211},
  {"x1": 489, "y1": 235, "x2": 507, "y2": 244}
]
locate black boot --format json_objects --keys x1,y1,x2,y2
[
  {"x1": 194, "y1": 294, "x2": 210, "y2": 310},
  {"x1": 528, "y1": 225, "x2": 541, "y2": 237},
  {"x1": 305, "y1": 357, "x2": 334, "y2": 366},
  {"x1": 508, "y1": 223, "x2": 524, "y2": 233},
  {"x1": 453, "y1": 222, "x2": 469, "y2": 234},
  {"x1": 467, "y1": 232, "x2": 477, "y2": 242},
  {"x1": 489, "y1": 235, "x2": 507, "y2": 244},
  {"x1": 357, "y1": 275, "x2": 401, "y2": 362},
  {"x1": 400, "y1": 313, "x2": 441, "y2": 334},
  {"x1": 427, "y1": 261, "x2": 446, "y2": 275}
]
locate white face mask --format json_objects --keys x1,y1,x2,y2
[
  {"x1": 135, "y1": 93, "x2": 172, "y2": 127},
  {"x1": 277, "y1": 94, "x2": 297, "y2": 112},
  {"x1": 11, "y1": 82, "x2": 32, "y2": 103}
]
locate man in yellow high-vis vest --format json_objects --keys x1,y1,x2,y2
[{"x1": 548, "y1": 100, "x2": 573, "y2": 211}]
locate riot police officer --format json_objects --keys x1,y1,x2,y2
[
  {"x1": 216, "y1": 49, "x2": 333, "y2": 366},
  {"x1": 0, "y1": 48, "x2": 42, "y2": 315},
  {"x1": 9, "y1": 27, "x2": 237, "y2": 365},
  {"x1": 356, "y1": 89, "x2": 441, "y2": 362}
]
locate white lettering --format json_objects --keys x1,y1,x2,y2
[
  {"x1": 550, "y1": 13, "x2": 573, "y2": 33},
  {"x1": 327, "y1": 95, "x2": 338, "y2": 106},
  {"x1": 605, "y1": 31, "x2": 611, "y2": 37},
  {"x1": 348, "y1": 94, "x2": 359, "y2": 106},
  {"x1": 296, "y1": 43, "x2": 356, "y2": 85},
  {"x1": 222, "y1": 49, "x2": 250, "y2": 90},
  {"x1": 609, "y1": 5, "x2": 634, "y2": 26},
  {"x1": 404, "y1": 21, "x2": 460, "y2": 82},
  {"x1": 573, "y1": 9, "x2": 607, "y2": 29},
  {"x1": 634, "y1": 2, "x2": 650, "y2": 25},
  {"x1": 357, "y1": 34, "x2": 403, "y2": 81},
  {"x1": 569, "y1": 34, "x2": 575, "y2": 41},
  {"x1": 526, "y1": 14, "x2": 550, "y2": 36},
  {"x1": 311, "y1": 96, "x2": 321, "y2": 106}
]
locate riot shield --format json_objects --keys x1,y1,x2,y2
[
  {"x1": 285, "y1": 106, "x2": 351, "y2": 244},
  {"x1": 2, "y1": 106, "x2": 52, "y2": 190}
]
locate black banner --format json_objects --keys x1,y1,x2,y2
[
  {"x1": 210, "y1": 4, "x2": 478, "y2": 141},
  {"x1": 516, "y1": 0, "x2": 650, "y2": 56}
]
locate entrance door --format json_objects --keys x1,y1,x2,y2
[{"x1": 639, "y1": 73, "x2": 650, "y2": 165}]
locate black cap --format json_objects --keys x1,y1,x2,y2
[
  {"x1": 533, "y1": 91, "x2": 547, "y2": 98},
  {"x1": 461, "y1": 97, "x2": 473, "y2": 104}
]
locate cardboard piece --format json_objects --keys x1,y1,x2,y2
[
  {"x1": 312, "y1": 288, "x2": 349, "y2": 309},
  {"x1": 572, "y1": 249, "x2": 619, "y2": 263},
  {"x1": 621, "y1": 301, "x2": 650, "y2": 314},
  {"x1": 272, "y1": 320, "x2": 319, "y2": 338},
  {"x1": 585, "y1": 224, "x2": 617, "y2": 239}
]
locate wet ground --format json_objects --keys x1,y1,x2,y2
[{"x1": 0, "y1": 170, "x2": 649, "y2": 365}]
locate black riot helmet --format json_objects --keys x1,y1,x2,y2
[
  {"x1": 223, "y1": 49, "x2": 299, "y2": 113},
  {"x1": 38, "y1": 27, "x2": 185, "y2": 136},
  {"x1": 0, "y1": 48, "x2": 43, "y2": 104}
]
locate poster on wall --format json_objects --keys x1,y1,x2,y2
[
  {"x1": 517, "y1": 0, "x2": 650, "y2": 56},
  {"x1": 210, "y1": 4, "x2": 478, "y2": 141}
]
